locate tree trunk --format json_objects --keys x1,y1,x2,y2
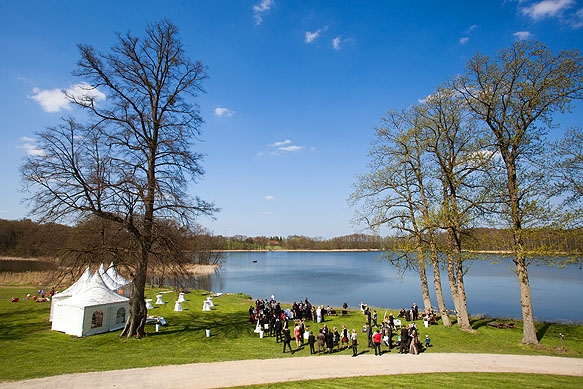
[
  {"x1": 445, "y1": 228, "x2": 472, "y2": 330},
  {"x1": 415, "y1": 244, "x2": 433, "y2": 312},
  {"x1": 121, "y1": 246, "x2": 149, "y2": 337},
  {"x1": 513, "y1": 227, "x2": 539, "y2": 344},
  {"x1": 446, "y1": 250, "x2": 462, "y2": 325},
  {"x1": 448, "y1": 191, "x2": 472, "y2": 331},
  {"x1": 429, "y1": 235, "x2": 451, "y2": 327},
  {"x1": 507, "y1": 160, "x2": 539, "y2": 345},
  {"x1": 454, "y1": 251, "x2": 472, "y2": 330},
  {"x1": 516, "y1": 254, "x2": 538, "y2": 344}
]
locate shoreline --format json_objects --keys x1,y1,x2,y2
[
  {"x1": 219, "y1": 249, "x2": 521, "y2": 254},
  {"x1": 182, "y1": 263, "x2": 219, "y2": 276}
]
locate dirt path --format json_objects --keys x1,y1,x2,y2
[{"x1": 1, "y1": 353, "x2": 582, "y2": 388}]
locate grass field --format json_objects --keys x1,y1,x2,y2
[
  {"x1": 1, "y1": 285, "x2": 582, "y2": 385},
  {"x1": 232, "y1": 373, "x2": 583, "y2": 388}
]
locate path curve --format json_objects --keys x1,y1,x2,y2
[{"x1": 1, "y1": 353, "x2": 582, "y2": 389}]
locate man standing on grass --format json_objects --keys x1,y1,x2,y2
[
  {"x1": 317, "y1": 329, "x2": 326, "y2": 355},
  {"x1": 282, "y1": 326, "x2": 293, "y2": 354},
  {"x1": 373, "y1": 329, "x2": 382, "y2": 356},
  {"x1": 351, "y1": 329, "x2": 358, "y2": 357},
  {"x1": 308, "y1": 328, "x2": 316, "y2": 354},
  {"x1": 399, "y1": 325, "x2": 410, "y2": 354},
  {"x1": 274, "y1": 317, "x2": 282, "y2": 343},
  {"x1": 365, "y1": 323, "x2": 373, "y2": 348}
]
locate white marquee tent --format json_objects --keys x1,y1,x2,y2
[
  {"x1": 101, "y1": 262, "x2": 132, "y2": 297},
  {"x1": 49, "y1": 265, "x2": 93, "y2": 322},
  {"x1": 51, "y1": 270, "x2": 130, "y2": 337},
  {"x1": 106, "y1": 261, "x2": 129, "y2": 284}
]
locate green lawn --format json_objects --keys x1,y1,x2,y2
[
  {"x1": 1, "y1": 286, "x2": 582, "y2": 383},
  {"x1": 233, "y1": 373, "x2": 583, "y2": 388}
]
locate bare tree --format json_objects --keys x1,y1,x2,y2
[
  {"x1": 350, "y1": 108, "x2": 434, "y2": 316},
  {"x1": 453, "y1": 40, "x2": 583, "y2": 344},
  {"x1": 21, "y1": 20, "x2": 218, "y2": 337},
  {"x1": 418, "y1": 86, "x2": 496, "y2": 331}
]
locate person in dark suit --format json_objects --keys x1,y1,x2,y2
[
  {"x1": 307, "y1": 329, "x2": 316, "y2": 354},
  {"x1": 412, "y1": 302, "x2": 419, "y2": 321},
  {"x1": 326, "y1": 330, "x2": 334, "y2": 354},
  {"x1": 365, "y1": 323, "x2": 373, "y2": 347},
  {"x1": 274, "y1": 317, "x2": 282, "y2": 342},
  {"x1": 399, "y1": 325, "x2": 410, "y2": 353},
  {"x1": 282, "y1": 327, "x2": 293, "y2": 353}
]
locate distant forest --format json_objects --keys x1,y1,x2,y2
[{"x1": 0, "y1": 218, "x2": 581, "y2": 258}]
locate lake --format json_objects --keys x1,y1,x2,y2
[{"x1": 204, "y1": 251, "x2": 583, "y2": 323}]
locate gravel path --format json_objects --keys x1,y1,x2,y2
[{"x1": 1, "y1": 353, "x2": 582, "y2": 389}]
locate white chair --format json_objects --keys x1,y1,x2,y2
[
  {"x1": 155, "y1": 294, "x2": 165, "y2": 304},
  {"x1": 202, "y1": 300, "x2": 211, "y2": 311},
  {"x1": 145, "y1": 299, "x2": 154, "y2": 309},
  {"x1": 174, "y1": 301, "x2": 183, "y2": 312}
]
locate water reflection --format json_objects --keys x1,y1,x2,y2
[{"x1": 203, "y1": 251, "x2": 582, "y2": 323}]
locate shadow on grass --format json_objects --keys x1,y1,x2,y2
[
  {"x1": 0, "y1": 307, "x2": 51, "y2": 341},
  {"x1": 147, "y1": 305, "x2": 255, "y2": 340},
  {"x1": 470, "y1": 317, "x2": 492, "y2": 330},
  {"x1": 537, "y1": 322, "x2": 553, "y2": 341}
]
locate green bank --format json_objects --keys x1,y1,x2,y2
[{"x1": 1, "y1": 286, "x2": 581, "y2": 383}]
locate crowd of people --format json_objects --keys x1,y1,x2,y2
[{"x1": 249, "y1": 296, "x2": 432, "y2": 357}]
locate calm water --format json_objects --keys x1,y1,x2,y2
[{"x1": 206, "y1": 251, "x2": 583, "y2": 323}]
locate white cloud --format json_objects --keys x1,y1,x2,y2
[
  {"x1": 330, "y1": 36, "x2": 354, "y2": 50},
  {"x1": 513, "y1": 31, "x2": 533, "y2": 40},
  {"x1": 214, "y1": 107, "x2": 235, "y2": 118},
  {"x1": 29, "y1": 82, "x2": 105, "y2": 113},
  {"x1": 253, "y1": 0, "x2": 274, "y2": 25},
  {"x1": 29, "y1": 87, "x2": 69, "y2": 113},
  {"x1": 270, "y1": 139, "x2": 292, "y2": 147},
  {"x1": 264, "y1": 195, "x2": 275, "y2": 200},
  {"x1": 569, "y1": 7, "x2": 583, "y2": 28},
  {"x1": 19, "y1": 137, "x2": 45, "y2": 156},
  {"x1": 520, "y1": 0, "x2": 574, "y2": 20},
  {"x1": 466, "y1": 24, "x2": 479, "y2": 33},
  {"x1": 279, "y1": 145, "x2": 302, "y2": 152},
  {"x1": 306, "y1": 31, "x2": 319, "y2": 43},
  {"x1": 305, "y1": 26, "x2": 328, "y2": 43},
  {"x1": 459, "y1": 24, "x2": 478, "y2": 44},
  {"x1": 260, "y1": 139, "x2": 305, "y2": 156}
]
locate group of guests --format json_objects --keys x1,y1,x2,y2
[
  {"x1": 398, "y1": 302, "x2": 437, "y2": 325},
  {"x1": 250, "y1": 296, "x2": 431, "y2": 357},
  {"x1": 249, "y1": 296, "x2": 335, "y2": 325},
  {"x1": 361, "y1": 305, "x2": 425, "y2": 355},
  {"x1": 280, "y1": 320, "x2": 360, "y2": 356}
]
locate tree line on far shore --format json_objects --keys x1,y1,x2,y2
[{"x1": 1, "y1": 218, "x2": 581, "y2": 256}]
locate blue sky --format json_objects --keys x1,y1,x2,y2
[{"x1": 1, "y1": 1, "x2": 582, "y2": 238}]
